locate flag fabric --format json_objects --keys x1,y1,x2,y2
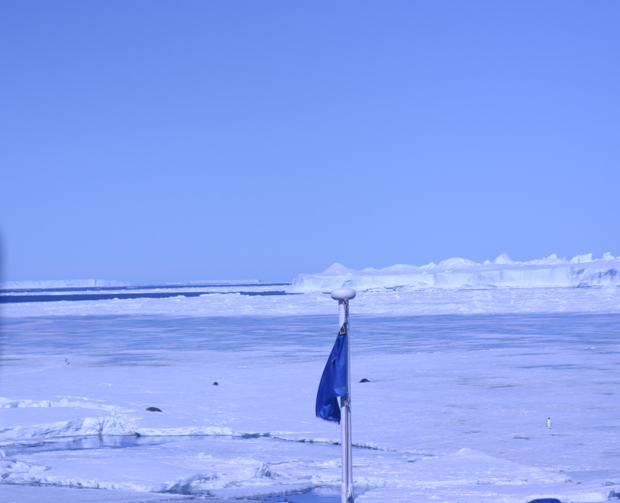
[{"x1": 316, "y1": 323, "x2": 348, "y2": 423}]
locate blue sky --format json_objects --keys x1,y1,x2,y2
[{"x1": 1, "y1": 1, "x2": 618, "y2": 284}]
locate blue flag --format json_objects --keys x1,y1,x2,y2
[{"x1": 316, "y1": 323, "x2": 348, "y2": 423}]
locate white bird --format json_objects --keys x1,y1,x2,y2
[{"x1": 546, "y1": 417, "x2": 552, "y2": 429}]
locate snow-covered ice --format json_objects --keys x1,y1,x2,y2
[
  {"x1": 2, "y1": 313, "x2": 620, "y2": 502},
  {"x1": 1, "y1": 259, "x2": 620, "y2": 502}
]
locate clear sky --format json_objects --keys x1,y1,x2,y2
[{"x1": 1, "y1": 1, "x2": 619, "y2": 284}]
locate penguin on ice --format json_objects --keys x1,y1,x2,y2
[{"x1": 546, "y1": 417, "x2": 552, "y2": 429}]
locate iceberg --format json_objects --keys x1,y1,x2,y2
[{"x1": 291, "y1": 253, "x2": 620, "y2": 292}]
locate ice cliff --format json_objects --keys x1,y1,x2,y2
[{"x1": 291, "y1": 253, "x2": 620, "y2": 292}]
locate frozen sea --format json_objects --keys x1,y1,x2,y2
[{"x1": 1, "y1": 282, "x2": 620, "y2": 502}]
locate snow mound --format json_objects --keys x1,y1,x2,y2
[
  {"x1": 0, "y1": 279, "x2": 128, "y2": 290},
  {"x1": 292, "y1": 253, "x2": 620, "y2": 292}
]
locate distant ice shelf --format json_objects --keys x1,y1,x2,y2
[
  {"x1": 0, "y1": 279, "x2": 264, "y2": 291},
  {"x1": 291, "y1": 253, "x2": 620, "y2": 292},
  {"x1": 184, "y1": 279, "x2": 261, "y2": 285},
  {"x1": 0, "y1": 279, "x2": 129, "y2": 290}
]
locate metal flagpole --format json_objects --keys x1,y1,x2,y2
[{"x1": 331, "y1": 288, "x2": 356, "y2": 503}]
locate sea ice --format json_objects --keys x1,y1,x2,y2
[{"x1": 1, "y1": 312, "x2": 619, "y2": 502}]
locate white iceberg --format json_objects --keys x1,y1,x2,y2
[{"x1": 292, "y1": 253, "x2": 620, "y2": 292}]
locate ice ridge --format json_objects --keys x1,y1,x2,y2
[
  {"x1": 292, "y1": 253, "x2": 620, "y2": 292},
  {"x1": 0, "y1": 416, "x2": 136, "y2": 442}
]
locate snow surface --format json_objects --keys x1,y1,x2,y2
[
  {"x1": 292, "y1": 253, "x2": 620, "y2": 292},
  {"x1": 2, "y1": 267, "x2": 620, "y2": 502}
]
